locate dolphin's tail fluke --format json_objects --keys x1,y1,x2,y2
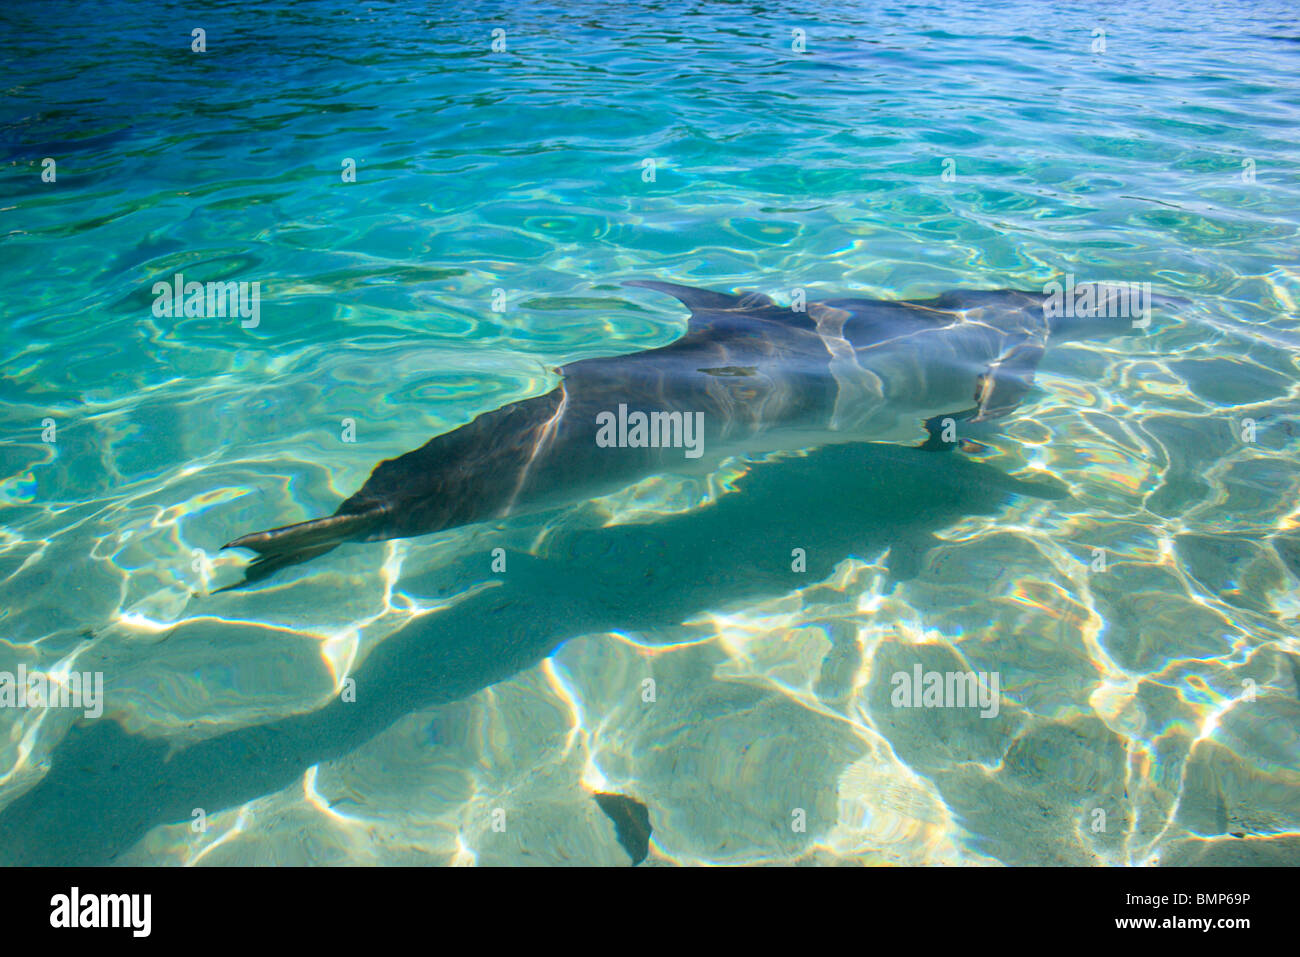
[{"x1": 217, "y1": 510, "x2": 382, "y2": 591}]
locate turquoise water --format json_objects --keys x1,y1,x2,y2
[{"x1": 2, "y1": 0, "x2": 1299, "y2": 865}]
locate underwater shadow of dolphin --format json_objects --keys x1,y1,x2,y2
[
  {"x1": 0, "y1": 441, "x2": 1065, "y2": 865},
  {"x1": 219, "y1": 279, "x2": 1160, "y2": 589}
]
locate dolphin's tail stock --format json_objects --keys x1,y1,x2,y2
[{"x1": 217, "y1": 510, "x2": 382, "y2": 591}]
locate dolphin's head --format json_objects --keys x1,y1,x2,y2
[{"x1": 1041, "y1": 281, "x2": 1183, "y2": 342}]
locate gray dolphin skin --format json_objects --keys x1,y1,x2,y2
[{"x1": 223, "y1": 279, "x2": 1160, "y2": 583}]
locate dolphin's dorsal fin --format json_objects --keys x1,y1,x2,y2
[
  {"x1": 623, "y1": 280, "x2": 776, "y2": 315},
  {"x1": 622, "y1": 280, "x2": 824, "y2": 345}
]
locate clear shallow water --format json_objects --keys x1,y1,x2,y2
[{"x1": 1, "y1": 0, "x2": 1299, "y2": 865}]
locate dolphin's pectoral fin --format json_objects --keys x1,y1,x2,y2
[
  {"x1": 918, "y1": 334, "x2": 1048, "y2": 451},
  {"x1": 217, "y1": 510, "x2": 381, "y2": 590},
  {"x1": 623, "y1": 279, "x2": 775, "y2": 314},
  {"x1": 971, "y1": 339, "x2": 1047, "y2": 423}
]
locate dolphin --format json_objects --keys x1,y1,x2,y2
[{"x1": 222, "y1": 279, "x2": 1164, "y2": 584}]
